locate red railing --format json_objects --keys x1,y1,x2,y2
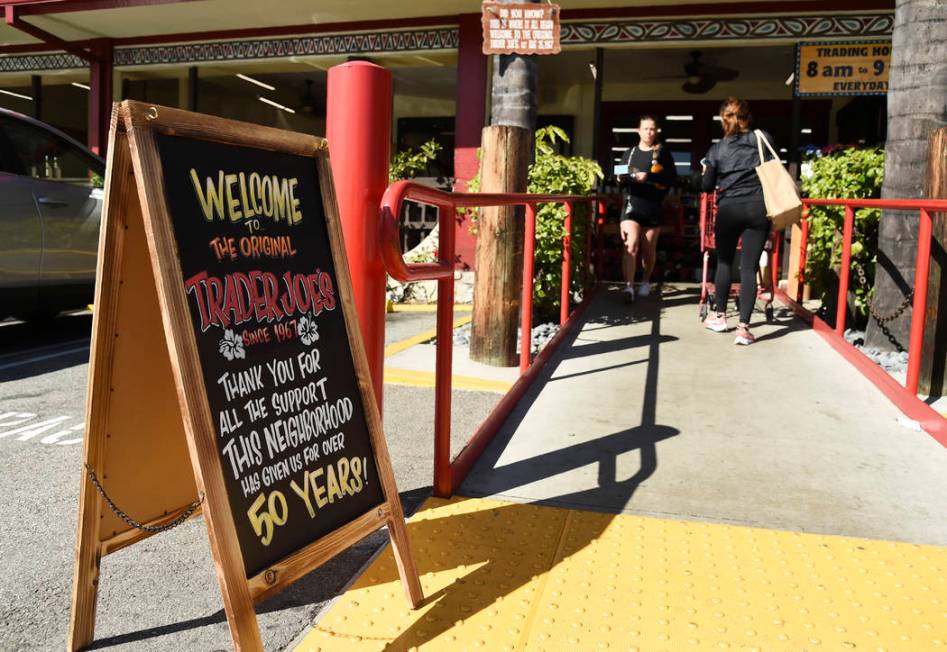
[
  {"x1": 790, "y1": 198, "x2": 947, "y2": 396},
  {"x1": 380, "y1": 181, "x2": 604, "y2": 496}
]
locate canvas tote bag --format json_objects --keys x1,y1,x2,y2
[{"x1": 753, "y1": 129, "x2": 803, "y2": 230}]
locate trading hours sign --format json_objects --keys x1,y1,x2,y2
[{"x1": 795, "y1": 40, "x2": 892, "y2": 96}]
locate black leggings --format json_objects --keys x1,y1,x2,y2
[{"x1": 714, "y1": 197, "x2": 770, "y2": 325}]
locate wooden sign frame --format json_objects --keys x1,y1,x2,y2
[{"x1": 69, "y1": 100, "x2": 422, "y2": 651}]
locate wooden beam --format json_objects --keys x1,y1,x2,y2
[
  {"x1": 3, "y1": 5, "x2": 94, "y2": 60},
  {"x1": 0, "y1": 0, "x2": 190, "y2": 15}
]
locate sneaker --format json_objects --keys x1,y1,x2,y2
[
  {"x1": 703, "y1": 312, "x2": 728, "y2": 332},
  {"x1": 638, "y1": 282, "x2": 651, "y2": 298},
  {"x1": 734, "y1": 325, "x2": 756, "y2": 345},
  {"x1": 622, "y1": 286, "x2": 636, "y2": 303}
]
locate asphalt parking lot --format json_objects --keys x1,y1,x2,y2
[{"x1": 0, "y1": 308, "x2": 499, "y2": 651}]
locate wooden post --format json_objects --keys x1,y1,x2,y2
[
  {"x1": 469, "y1": 125, "x2": 530, "y2": 366},
  {"x1": 920, "y1": 127, "x2": 947, "y2": 396},
  {"x1": 31, "y1": 75, "x2": 41, "y2": 120},
  {"x1": 591, "y1": 47, "x2": 604, "y2": 167}
]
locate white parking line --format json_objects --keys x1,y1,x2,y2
[
  {"x1": 0, "y1": 412, "x2": 83, "y2": 445},
  {"x1": 0, "y1": 345, "x2": 90, "y2": 371},
  {"x1": 0, "y1": 338, "x2": 90, "y2": 363}
]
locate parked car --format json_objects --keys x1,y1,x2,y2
[{"x1": 0, "y1": 108, "x2": 104, "y2": 321}]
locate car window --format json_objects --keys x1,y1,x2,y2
[
  {"x1": 0, "y1": 123, "x2": 25, "y2": 175},
  {"x1": 0, "y1": 116, "x2": 104, "y2": 188}
]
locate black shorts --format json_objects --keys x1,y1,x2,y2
[{"x1": 622, "y1": 196, "x2": 662, "y2": 228}]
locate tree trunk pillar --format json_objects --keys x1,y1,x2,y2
[
  {"x1": 866, "y1": 0, "x2": 947, "y2": 350},
  {"x1": 469, "y1": 126, "x2": 530, "y2": 366},
  {"x1": 920, "y1": 127, "x2": 947, "y2": 395}
]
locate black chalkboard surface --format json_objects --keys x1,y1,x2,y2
[
  {"x1": 155, "y1": 133, "x2": 384, "y2": 577},
  {"x1": 70, "y1": 103, "x2": 421, "y2": 652}
]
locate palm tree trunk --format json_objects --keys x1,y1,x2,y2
[
  {"x1": 470, "y1": 0, "x2": 539, "y2": 366},
  {"x1": 865, "y1": 0, "x2": 947, "y2": 350}
]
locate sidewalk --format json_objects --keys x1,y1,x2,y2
[{"x1": 294, "y1": 284, "x2": 947, "y2": 651}]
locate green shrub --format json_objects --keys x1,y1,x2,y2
[
  {"x1": 800, "y1": 147, "x2": 885, "y2": 320},
  {"x1": 389, "y1": 138, "x2": 441, "y2": 182},
  {"x1": 528, "y1": 126, "x2": 603, "y2": 317}
]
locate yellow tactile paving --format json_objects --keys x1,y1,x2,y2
[{"x1": 295, "y1": 497, "x2": 947, "y2": 652}]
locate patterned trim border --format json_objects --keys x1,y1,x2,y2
[
  {"x1": 0, "y1": 52, "x2": 87, "y2": 72},
  {"x1": 0, "y1": 27, "x2": 458, "y2": 72},
  {"x1": 560, "y1": 14, "x2": 894, "y2": 44},
  {"x1": 114, "y1": 28, "x2": 459, "y2": 67},
  {"x1": 0, "y1": 13, "x2": 894, "y2": 73}
]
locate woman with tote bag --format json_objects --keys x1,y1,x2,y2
[{"x1": 700, "y1": 97, "x2": 782, "y2": 346}]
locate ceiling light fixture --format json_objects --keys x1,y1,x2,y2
[
  {"x1": 415, "y1": 55, "x2": 445, "y2": 67},
  {"x1": 258, "y1": 96, "x2": 296, "y2": 114},
  {"x1": 0, "y1": 89, "x2": 32, "y2": 100},
  {"x1": 665, "y1": 115, "x2": 694, "y2": 121},
  {"x1": 238, "y1": 73, "x2": 276, "y2": 91},
  {"x1": 72, "y1": 82, "x2": 90, "y2": 91}
]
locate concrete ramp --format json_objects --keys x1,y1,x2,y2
[{"x1": 461, "y1": 284, "x2": 947, "y2": 545}]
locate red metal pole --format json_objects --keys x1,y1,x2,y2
[
  {"x1": 561, "y1": 201, "x2": 573, "y2": 326},
  {"x1": 596, "y1": 200, "x2": 605, "y2": 279},
  {"x1": 584, "y1": 200, "x2": 593, "y2": 290},
  {"x1": 906, "y1": 208, "x2": 933, "y2": 395},
  {"x1": 771, "y1": 230, "x2": 781, "y2": 298},
  {"x1": 433, "y1": 202, "x2": 457, "y2": 497},
  {"x1": 699, "y1": 192, "x2": 708, "y2": 244},
  {"x1": 452, "y1": 14, "x2": 488, "y2": 269},
  {"x1": 326, "y1": 62, "x2": 391, "y2": 410},
  {"x1": 87, "y1": 39, "x2": 112, "y2": 158},
  {"x1": 836, "y1": 205, "x2": 855, "y2": 336},
  {"x1": 797, "y1": 206, "x2": 810, "y2": 303},
  {"x1": 520, "y1": 203, "x2": 537, "y2": 374}
]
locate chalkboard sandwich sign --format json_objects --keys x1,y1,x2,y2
[{"x1": 69, "y1": 101, "x2": 422, "y2": 651}]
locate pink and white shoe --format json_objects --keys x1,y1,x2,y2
[
  {"x1": 703, "y1": 313, "x2": 728, "y2": 332},
  {"x1": 734, "y1": 325, "x2": 757, "y2": 345}
]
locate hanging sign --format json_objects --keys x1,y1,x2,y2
[
  {"x1": 68, "y1": 101, "x2": 422, "y2": 652},
  {"x1": 795, "y1": 40, "x2": 891, "y2": 96},
  {"x1": 482, "y1": 1, "x2": 561, "y2": 55}
]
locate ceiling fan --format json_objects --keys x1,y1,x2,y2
[
  {"x1": 653, "y1": 50, "x2": 740, "y2": 94},
  {"x1": 296, "y1": 79, "x2": 325, "y2": 115}
]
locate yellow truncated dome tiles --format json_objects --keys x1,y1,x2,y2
[{"x1": 296, "y1": 497, "x2": 947, "y2": 651}]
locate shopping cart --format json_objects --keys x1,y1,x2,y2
[{"x1": 698, "y1": 191, "x2": 781, "y2": 323}]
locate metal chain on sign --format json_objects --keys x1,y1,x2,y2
[{"x1": 86, "y1": 465, "x2": 204, "y2": 534}]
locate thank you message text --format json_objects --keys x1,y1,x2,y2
[{"x1": 156, "y1": 134, "x2": 384, "y2": 577}]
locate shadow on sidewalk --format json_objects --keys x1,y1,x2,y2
[
  {"x1": 87, "y1": 286, "x2": 681, "y2": 649},
  {"x1": 342, "y1": 284, "x2": 683, "y2": 649}
]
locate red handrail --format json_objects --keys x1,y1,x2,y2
[
  {"x1": 796, "y1": 197, "x2": 947, "y2": 395},
  {"x1": 379, "y1": 180, "x2": 606, "y2": 496}
]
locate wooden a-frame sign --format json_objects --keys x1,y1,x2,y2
[{"x1": 69, "y1": 101, "x2": 422, "y2": 651}]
